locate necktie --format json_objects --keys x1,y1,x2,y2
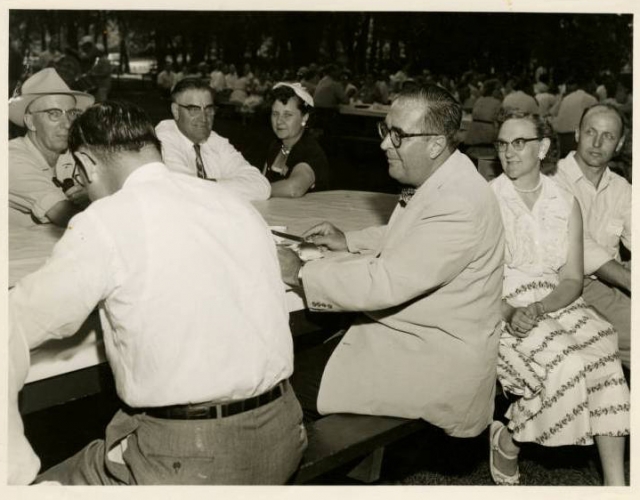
[
  {"x1": 398, "y1": 187, "x2": 416, "y2": 207},
  {"x1": 193, "y1": 144, "x2": 206, "y2": 179}
]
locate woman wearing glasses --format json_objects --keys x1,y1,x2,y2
[
  {"x1": 489, "y1": 110, "x2": 629, "y2": 486},
  {"x1": 263, "y1": 83, "x2": 330, "y2": 197}
]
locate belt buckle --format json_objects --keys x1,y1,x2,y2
[{"x1": 188, "y1": 406, "x2": 214, "y2": 419}]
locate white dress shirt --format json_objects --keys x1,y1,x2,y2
[
  {"x1": 8, "y1": 325, "x2": 41, "y2": 484},
  {"x1": 155, "y1": 119, "x2": 270, "y2": 201},
  {"x1": 552, "y1": 152, "x2": 631, "y2": 275},
  {"x1": 10, "y1": 162, "x2": 292, "y2": 409}
]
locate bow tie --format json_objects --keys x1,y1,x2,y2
[{"x1": 398, "y1": 187, "x2": 416, "y2": 207}]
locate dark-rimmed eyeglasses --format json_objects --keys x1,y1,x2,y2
[
  {"x1": 70, "y1": 152, "x2": 96, "y2": 187},
  {"x1": 377, "y1": 122, "x2": 440, "y2": 148},
  {"x1": 494, "y1": 137, "x2": 540, "y2": 152},
  {"x1": 176, "y1": 104, "x2": 216, "y2": 117},
  {"x1": 28, "y1": 108, "x2": 82, "y2": 122}
]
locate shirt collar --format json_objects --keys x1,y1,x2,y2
[
  {"x1": 24, "y1": 135, "x2": 56, "y2": 171},
  {"x1": 494, "y1": 172, "x2": 558, "y2": 204},
  {"x1": 559, "y1": 151, "x2": 612, "y2": 190},
  {"x1": 122, "y1": 162, "x2": 169, "y2": 189},
  {"x1": 171, "y1": 119, "x2": 209, "y2": 148},
  {"x1": 410, "y1": 150, "x2": 471, "y2": 202}
]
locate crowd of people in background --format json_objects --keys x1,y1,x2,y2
[
  {"x1": 14, "y1": 40, "x2": 633, "y2": 179},
  {"x1": 151, "y1": 56, "x2": 633, "y2": 182}
]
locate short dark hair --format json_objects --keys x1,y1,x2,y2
[
  {"x1": 170, "y1": 77, "x2": 214, "y2": 102},
  {"x1": 481, "y1": 79, "x2": 502, "y2": 97},
  {"x1": 68, "y1": 100, "x2": 161, "y2": 155},
  {"x1": 270, "y1": 85, "x2": 312, "y2": 114},
  {"x1": 396, "y1": 84, "x2": 462, "y2": 148},
  {"x1": 578, "y1": 103, "x2": 626, "y2": 138}
]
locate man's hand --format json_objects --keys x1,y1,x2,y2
[
  {"x1": 595, "y1": 259, "x2": 631, "y2": 294},
  {"x1": 505, "y1": 307, "x2": 538, "y2": 338},
  {"x1": 277, "y1": 246, "x2": 303, "y2": 288},
  {"x1": 303, "y1": 222, "x2": 348, "y2": 251},
  {"x1": 64, "y1": 185, "x2": 90, "y2": 207}
]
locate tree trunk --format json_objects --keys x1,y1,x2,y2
[{"x1": 119, "y1": 15, "x2": 131, "y2": 73}]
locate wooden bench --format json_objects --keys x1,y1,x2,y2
[{"x1": 291, "y1": 413, "x2": 429, "y2": 484}]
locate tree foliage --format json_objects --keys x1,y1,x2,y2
[{"x1": 9, "y1": 10, "x2": 633, "y2": 78}]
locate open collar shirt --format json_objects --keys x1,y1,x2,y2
[
  {"x1": 10, "y1": 162, "x2": 293, "y2": 409},
  {"x1": 155, "y1": 119, "x2": 270, "y2": 201},
  {"x1": 9, "y1": 135, "x2": 75, "y2": 223},
  {"x1": 552, "y1": 152, "x2": 631, "y2": 275}
]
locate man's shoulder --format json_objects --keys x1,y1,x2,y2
[
  {"x1": 9, "y1": 136, "x2": 42, "y2": 168},
  {"x1": 605, "y1": 168, "x2": 632, "y2": 192},
  {"x1": 9, "y1": 135, "x2": 29, "y2": 154},
  {"x1": 204, "y1": 130, "x2": 234, "y2": 150},
  {"x1": 432, "y1": 154, "x2": 498, "y2": 209},
  {"x1": 551, "y1": 153, "x2": 579, "y2": 181},
  {"x1": 155, "y1": 119, "x2": 178, "y2": 137}
]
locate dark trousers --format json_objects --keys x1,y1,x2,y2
[{"x1": 290, "y1": 335, "x2": 341, "y2": 422}]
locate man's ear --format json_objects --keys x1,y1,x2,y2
[
  {"x1": 574, "y1": 127, "x2": 580, "y2": 145},
  {"x1": 170, "y1": 102, "x2": 179, "y2": 122},
  {"x1": 23, "y1": 113, "x2": 36, "y2": 132},
  {"x1": 429, "y1": 136, "x2": 447, "y2": 159},
  {"x1": 615, "y1": 135, "x2": 626, "y2": 154}
]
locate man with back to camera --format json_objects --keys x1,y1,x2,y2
[
  {"x1": 8, "y1": 101, "x2": 306, "y2": 485},
  {"x1": 8, "y1": 67, "x2": 94, "y2": 227},
  {"x1": 277, "y1": 86, "x2": 506, "y2": 438},
  {"x1": 155, "y1": 77, "x2": 270, "y2": 200},
  {"x1": 551, "y1": 103, "x2": 631, "y2": 369}
]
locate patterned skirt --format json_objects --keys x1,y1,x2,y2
[{"x1": 497, "y1": 294, "x2": 630, "y2": 446}]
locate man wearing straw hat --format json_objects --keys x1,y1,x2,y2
[{"x1": 9, "y1": 67, "x2": 94, "y2": 227}]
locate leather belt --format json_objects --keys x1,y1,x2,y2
[{"x1": 142, "y1": 381, "x2": 288, "y2": 420}]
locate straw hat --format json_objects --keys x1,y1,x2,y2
[{"x1": 8, "y1": 68, "x2": 95, "y2": 126}]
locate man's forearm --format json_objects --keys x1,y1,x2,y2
[
  {"x1": 45, "y1": 199, "x2": 83, "y2": 228},
  {"x1": 594, "y1": 259, "x2": 631, "y2": 293}
]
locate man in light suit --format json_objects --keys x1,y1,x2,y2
[{"x1": 278, "y1": 85, "x2": 505, "y2": 438}]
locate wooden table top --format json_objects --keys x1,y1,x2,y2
[
  {"x1": 254, "y1": 190, "x2": 397, "y2": 235},
  {"x1": 11, "y1": 190, "x2": 397, "y2": 383}
]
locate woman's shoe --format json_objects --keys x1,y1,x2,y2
[{"x1": 489, "y1": 420, "x2": 520, "y2": 485}]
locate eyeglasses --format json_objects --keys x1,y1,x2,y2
[
  {"x1": 71, "y1": 162, "x2": 85, "y2": 187},
  {"x1": 70, "y1": 152, "x2": 96, "y2": 187},
  {"x1": 28, "y1": 108, "x2": 82, "y2": 122},
  {"x1": 176, "y1": 104, "x2": 216, "y2": 117},
  {"x1": 494, "y1": 137, "x2": 540, "y2": 152},
  {"x1": 377, "y1": 122, "x2": 440, "y2": 148}
]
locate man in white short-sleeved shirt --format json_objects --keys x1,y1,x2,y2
[{"x1": 552, "y1": 104, "x2": 631, "y2": 368}]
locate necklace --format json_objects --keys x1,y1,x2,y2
[
  {"x1": 513, "y1": 178, "x2": 543, "y2": 193},
  {"x1": 280, "y1": 144, "x2": 291, "y2": 156}
]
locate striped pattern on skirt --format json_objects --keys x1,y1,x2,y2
[{"x1": 498, "y1": 280, "x2": 629, "y2": 447}]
